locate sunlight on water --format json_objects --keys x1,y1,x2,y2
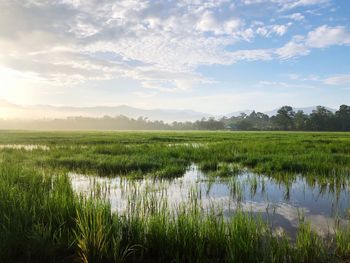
[
  {"x1": 70, "y1": 164, "x2": 350, "y2": 236},
  {"x1": 167, "y1": 142, "x2": 208, "y2": 148},
  {"x1": 0, "y1": 144, "x2": 49, "y2": 150}
]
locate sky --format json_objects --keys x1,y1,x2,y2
[{"x1": 0, "y1": 0, "x2": 349, "y2": 115}]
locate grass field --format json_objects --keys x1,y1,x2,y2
[{"x1": 1, "y1": 131, "x2": 350, "y2": 262}]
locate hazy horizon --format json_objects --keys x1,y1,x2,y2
[{"x1": 0, "y1": 98, "x2": 341, "y2": 122}]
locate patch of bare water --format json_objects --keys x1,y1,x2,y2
[
  {"x1": 69, "y1": 164, "x2": 350, "y2": 237},
  {"x1": 167, "y1": 143, "x2": 207, "y2": 148},
  {"x1": 0, "y1": 144, "x2": 49, "y2": 151}
]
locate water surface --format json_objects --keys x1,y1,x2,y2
[
  {"x1": 70, "y1": 164, "x2": 350, "y2": 236},
  {"x1": 0, "y1": 144, "x2": 49, "y2": 151}
]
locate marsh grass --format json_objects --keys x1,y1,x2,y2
[
  {"x1": 1, "y1": 162, "x2": 350, "y2": 262},
  {"x1": 1, "y1": 131, "x2": 350, "y2": 262},
  {"x1": 335, "y1": 213, "x2": 350, "y2": 259},
  {"x1": 0, "y1": 131, "x2": 349, "y2": 180}
]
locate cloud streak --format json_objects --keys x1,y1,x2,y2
[{"x1": 276, "y1": 25, "x2": 350, "y2": 59}]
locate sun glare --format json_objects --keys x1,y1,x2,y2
[{"x1": 0, "y1": 67, "x2": 32, "y2": 104}]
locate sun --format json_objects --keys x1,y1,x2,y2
[{"x1": 0, "y1": 66, "x2": 32, "y2": 104}]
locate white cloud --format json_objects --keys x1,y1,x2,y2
[
  {"x1": 195, "y1": 11, "x2": 242, "y2": 36},
  {"x1": 230, "y1": 49, "x2": 274, "y2": 62},
  {"x1": 279, "y1": 0, "x2": 329, "y2": 10},
  {"x1": 276, "y1": 25, "x2": 350, "y2": 59},
  {"x1": 255, "y1": 23, "x2": 292, "y2": 37},
  {"x1": 258, "y1": 80, "x2": 315, "y2": 89},
  {"x1": 305, "y1": 25, "x2": 350, "y2": 48},
  {"x1": 323, "y1": 74, "x2": 350, "y2": 86},
  {"x1": 195, "y1": 11, "x2": 219, "y2": 33},
  {"x1": 287, "y1": 73, "x2": 300, "y2": 80},
  {"x1": 284, "y1": 13, "x2": 305, "y2": 21},
  {"x1": 241, "y1": 0, "x2": 329, "y2": 11},
  {"x1": 276, "y1": 36, "x2": 309, "y2": 59},
  {"x1": 283, "y1": 73, "x2": 350, "y2": 87},
  {"x1": 196, "y1": 11, "x2": 243, "y2": 38},
  {"x1": 272, "y1": 24, "x2": 289, "y2": 36},
  {"x1": 256, "y1": 27, "x2": 269, "y2": 37}
]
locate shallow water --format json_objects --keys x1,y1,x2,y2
[
  {"x1": 70, "y1": 164, "x2": 350, "y2": 236},
  {"x1": 0, "y1": 144, "x2": 49, "y2": 151},
  {"x1": 167, "y1": 142, "x2": 207, "y2": 148}
]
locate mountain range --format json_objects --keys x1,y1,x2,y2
[
  {"x1": 0, "y1": 99, "x2": 337, "y2": 122},
  {"x1": 0, "y1": 100, "x2": 210, "y2": 122}
]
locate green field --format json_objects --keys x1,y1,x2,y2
[{"x1": 1, "y1": 131, "x2": 350, "y2": 262}]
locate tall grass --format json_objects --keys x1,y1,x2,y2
[
  {"x1": 1, "y1": 162, "x2": 350, "y2": 262},
  {"x1": 0, "y1": 131, "x2": 349, "y2": 179},
  {"x1": 0, "y1": 131, "x2": 350, "y2": 262}
]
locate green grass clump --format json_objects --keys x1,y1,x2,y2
[
  {"x1": 335, "y1": 218, "x2": 350, "y2": 259},
  {"x1": 206, "y1": 163, "x2": 242, "y2": 177},
  {"x1": 294, "y1": 222, "x2": 327, "y2": 262}
]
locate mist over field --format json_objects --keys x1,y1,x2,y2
[{"x1": 0, "y1": 99, "x2": 348, "y2": 132}]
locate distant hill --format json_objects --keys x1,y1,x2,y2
[
  {"x1": 0, "y1": 100, "x2": 211, "y2": 122},
  {"x1": 0, "y1": 99, "x2": 338, "y2": 122},
  {"x1": 0, "y1": 99, "x2": 17, "y2": 108},
  {"x1": 224, "y1": 110, "x2": 253, "y2": 118}
]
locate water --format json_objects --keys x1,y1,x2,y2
[
  {"x1": 0, "y1": 144, "x2": 49, "y2": 151},
  {"x1": 70, "y1": 164, "x2": 350, "y2": 236},
  {"x1": 167, "y1": 142, "x2": 207, "y2": 148}
]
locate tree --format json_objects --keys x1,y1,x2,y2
[
  {"x1": 335, "y1": 104, "x2": 350, "y2": 131},
  {"x1": 274, "y1": 106, "x2": 295, "y2": 130},
  {"x1": 239, "y1": 112, "x2": 248, "y2": 119},
  {"x1": 236, "y1": 119, "x2": 254, "y2": 130},
  {"x1": 294, "y1": 110, "x2": 308, "y2": 130},
  {"x1": 307, "y1": 106, "x2": 334, "y2": 131}
]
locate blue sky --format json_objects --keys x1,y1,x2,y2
[{"x1": 0, "y1": 0, "x2": 349, "y2": 115}]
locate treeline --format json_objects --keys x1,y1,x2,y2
[
  {"x1": 0, "y1": 105, "x2": 349, "y2": 131},
  {"x1": 224, "y1": 105, "x2": 350, "y2": 131}
]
